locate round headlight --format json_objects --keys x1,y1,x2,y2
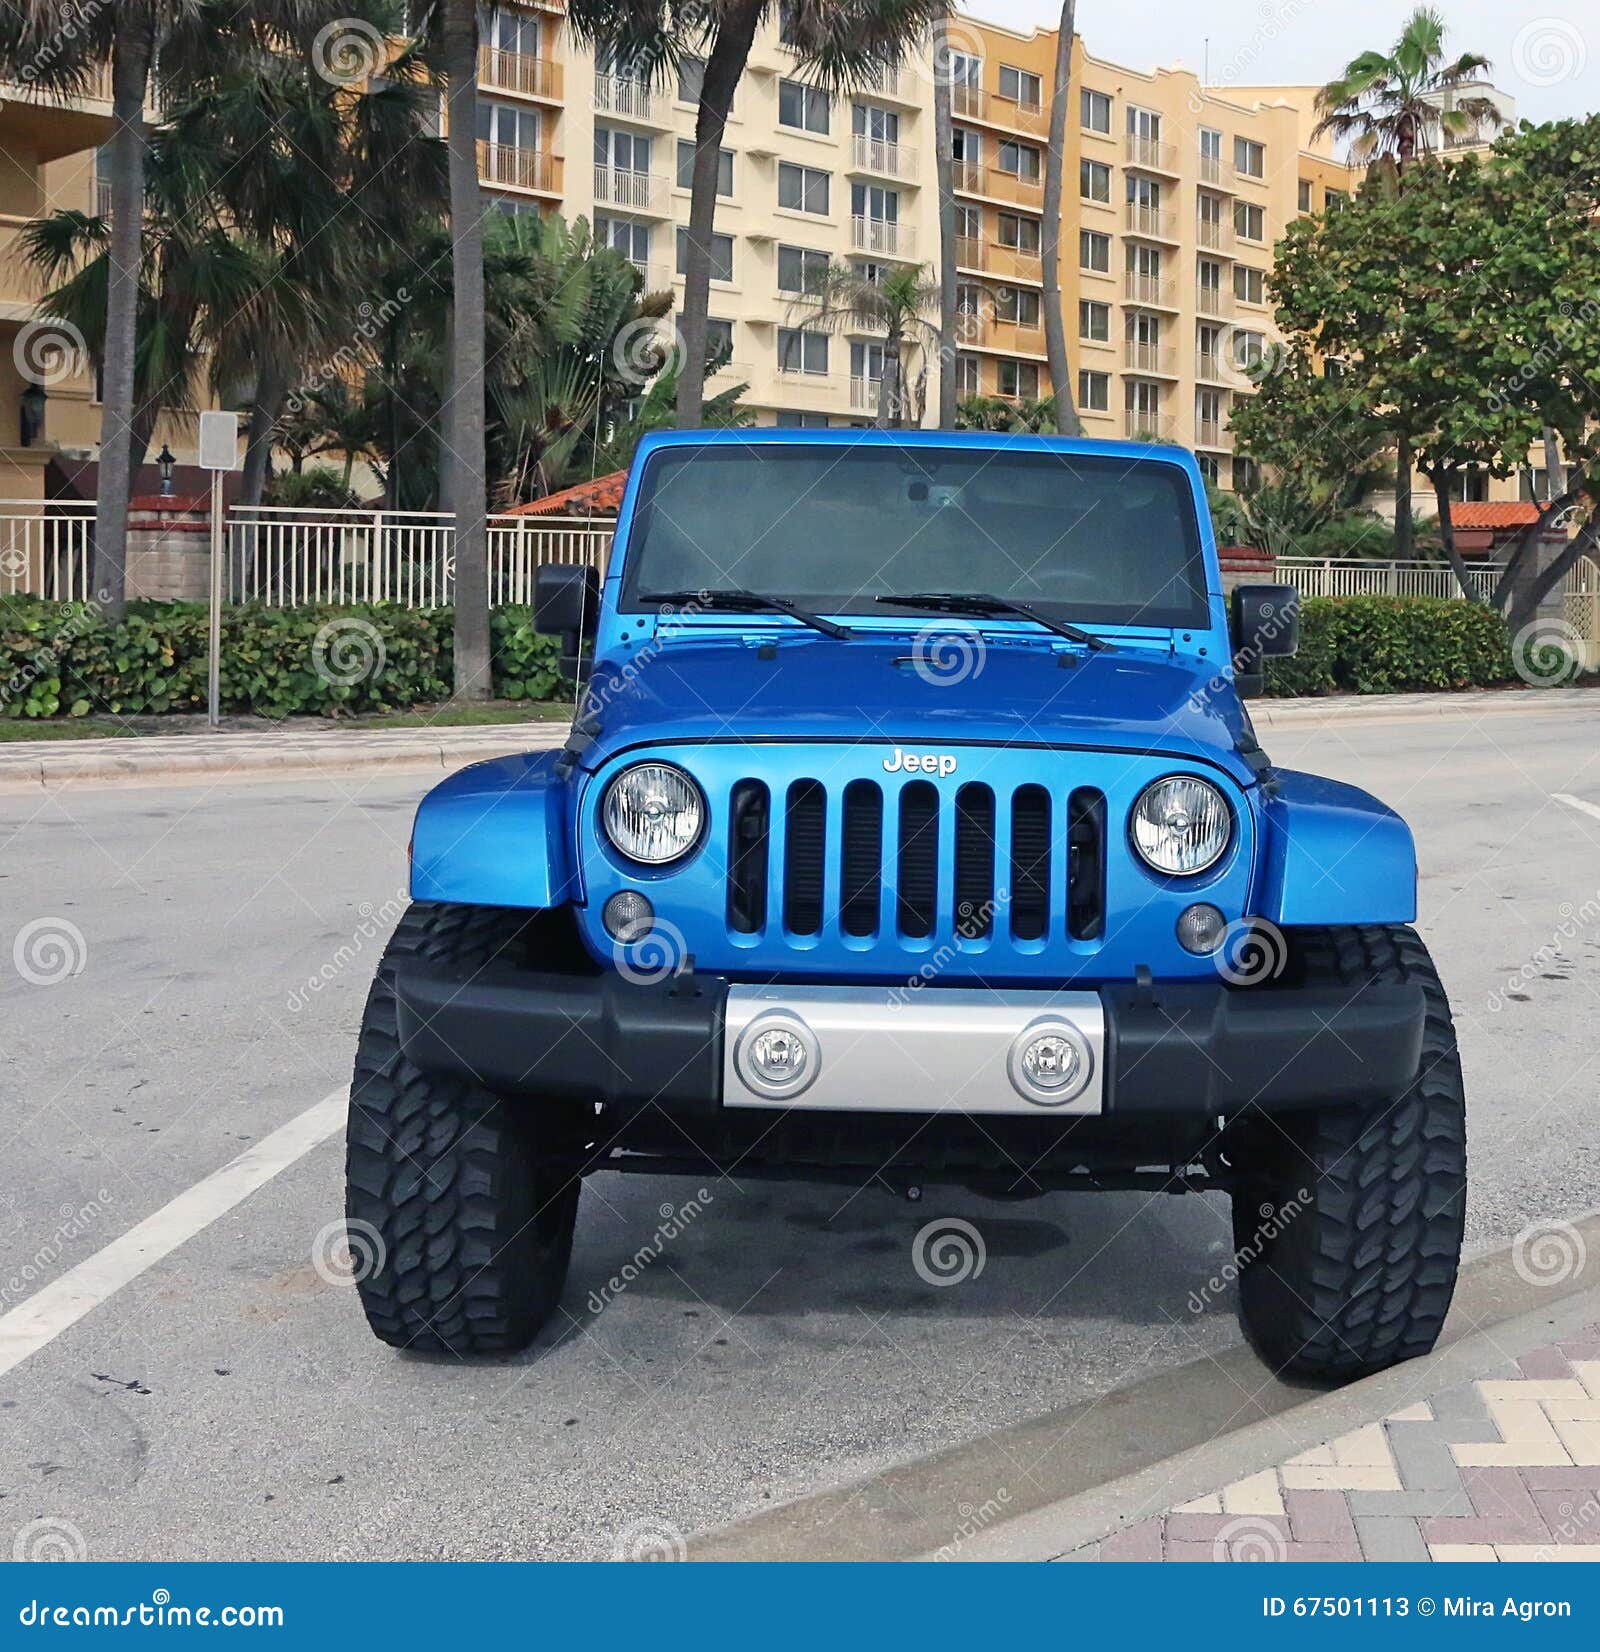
[
  {"x1": 602, "y1": 763, "x2": 705, "y2": 865},
  {"x1": 1130, "y1": 776, "x2": 1232, "y2": 876}
]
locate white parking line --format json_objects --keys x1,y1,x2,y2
[
  {"x1": 0, "y1": 1089, "x2": 347, "y2": 1379},
  {"x1": 1553, "y1": 792, "x2": 1600, "y2": 825}
]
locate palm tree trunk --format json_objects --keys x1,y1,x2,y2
[
  {"x1": 442, "y1": 0, "x2": 490, "y2": 700},
  {"x1": 96, "y1": 10, "x2": 155, "y2": 621},
  {"x1": 933, "y1": 13, "x2": 959, "y2": 429},
  {"x1": 878, "y1": 326, "x2": 903, "y2": 430},
  {"x1": 1394, "y1": 432, "x2": 1414, "y2": 559},
  {"x1": 241, "y1": 362, "x2": 285, "y2": 509},
  {"x1": 1040, "y1": 2, "x2": 1081, "y2": 435},
  {"x1": 676, "y1": 0, "x2": 763, "y2": 428}
]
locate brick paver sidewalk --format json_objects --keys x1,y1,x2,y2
[{"x1": 1070, "y1": 1326, "x2": 1600, "y2": 1562}]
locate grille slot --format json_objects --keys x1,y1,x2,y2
[
  {"x1": 953, "y1": 784, "x2": 996, "y2": 938},
  {"x1": 840, "y1": 780, "x2": 883, "y2": 937},
  {"x1": 726, "y1": 780, "x2": 770, "y2": 934},
  {"x1": 1067, "y1": 787, "x2": 1107, "y2": 940},
  {"x1": 896, "y1": 781, "x2": 940, "y2": 938},
  {"x1": 783, "y1": 780, "x2": 827, "y2": 935},
  {"x1": 1009, "y1": 785, "x2": 1052, "y2": 941}
]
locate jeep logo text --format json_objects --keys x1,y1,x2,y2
[{"x1": 883, "y1": 748, "x2": 958, "y2": 777}]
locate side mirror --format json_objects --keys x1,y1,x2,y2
[
  {"x1": 1230, "y1": 583, "x2": 1299, "y2": 699},
  {"x1": 534, "y1": 562, "x2": 599, "y2": 638}
]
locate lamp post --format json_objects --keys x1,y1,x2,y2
[{"x1": 157, "y1": 443, "x2": 176, "y2": 498}]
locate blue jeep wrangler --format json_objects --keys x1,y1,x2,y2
[{"x1": 347, "y1": 431, "x2": 1465, "y2": 1381}]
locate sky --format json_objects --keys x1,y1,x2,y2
[{"x1": 966, "y1": 0, "x2": 1598, "y2": 125}]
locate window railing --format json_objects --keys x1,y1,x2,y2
[
  {"x1": 478, "y1": 47, "x2": 561, "y2": 100},
  {"x1": 477, "y1": 142, "x2": 561, "y2": 193},
  {"x1": 592, "y1": 73, "x2": 654, "y2": 120},
  {"x1": 594, "y1": 166, "x2": 668, "y2": 213},
  {"x1": 1125, "y1": 133, "x2": 1177, "y2": 172},
  {"x1": 851, "y1": 134, "x2": 914, "y2": 177},
  {"x1": 851, "y1": 216, "x2": 914, "y2": 258}
]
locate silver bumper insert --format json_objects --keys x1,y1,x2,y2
[{"x1": 722, "y1": 985, "x2": 1105, "y2": 1116}]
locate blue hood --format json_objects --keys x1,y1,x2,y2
[{"x1": 578, "y1": 634, "x2": 1259, "y2": 786}]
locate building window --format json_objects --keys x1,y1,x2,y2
[
  {"x1": 1233, "y1": 265, "x2": 1266, "y2": 305},
  {"x1": 1234, "y1": 201, "x2": 1265, "y2": 242},
  {"x1": 1196, "y1": 387, "x2": 1223, "y2": 427},
  {"x1": 1297, "y1": 178, "x2": 1313, "y2": 213},
  {"x1": 1081, "y1": 88, "x2": 1111, "y2": 133},
  {"x1": 676, "y1": 227, "x2": 733, "y2": 281},
  {"x1": 1232, "y1": 330, "x2": 1266, "y2": 371},
  {"x1": 1079, "y1": 299, "x2": 1109, "y2": 341},
  {"x1": 778, "y1": 78, "x2": 830, "y2": 134},
  {"x1": 1079, "y1": 229, "x2": 1110, "y2": 271},
  {"x1": 777, "y1": 243, "x2": 830, "y2": 294},
  {"x1": 1232, "y1": 456, "x2": 1260, "y2": 492},
  {"x1": 1196, "y1": 452, "x2": 1219, "y2": 483},
  {"x1": 1325, "y1": 188, "x2": 1348, "y2": 210},
  {"x1": 596, "y1": 214, "x2": 651, "y2": 266},
  {"x1": 997, "y1": 140, "x2": 1041, "y2": 181},
  {"x1": 677, "y1": 141, "x2": 733, "y2": 195},
  {"x1": 677, "y1": 57, "x2": 705, "y2": 104},
  {"x1": 778, "y1": 162, "x2": 830, "y2": 214},
  {"x1": 1079, "y1": 158, "x2": 1110, "y2": 202},
  {"x1": 1078, "y1": 369, "x2": 1110, "y2": 412},
  {"x1": 995, "y1": 287, "x2": 1040, "y2": 326},
  {"x1": 1234, "y1": 136, "x2": 1265, "y2": 177},
  {"x1": 774, "y1": 410, "x2": 830, "y2": 427},
  {"x1": 997, "y1": 64, "x2": 1042, "y2": 108},
  {"x1": 706, "y1": 318, "x2": 734, "y2": 358},
  {"x1": 997, "y1": 359, "x2": 1039, "y2": 399},
  {"x1": 956, "y1": 353, "x2": 980, "y2": 395},
  {"x1": 997, "y1": 212, "x2": 1040, "y2": 252},
  {"x1": 777, "y1": 327, "x2": 829, "y2": 374}
]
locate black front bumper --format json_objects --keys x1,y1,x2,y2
[{"x1": 393, "y1": 964, "x2": 1425, "y2": 1120}]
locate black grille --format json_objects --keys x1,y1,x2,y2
[
  {"x1": 896, "y1": 781, "x2": 940, "y2": 939},
  {"x1": 840, "y1": 780, "x2": 883, "y2": 937},
  {"x1": 953, "y1": 784, "x2": 996, "y2": 938},
  {"x1": 1067, "y1": 788, "x2": 1106, "y2": 940},
  {"x1": 1009, "y1": 784, "x2": 1052, "y2": 942},
  {"x1": 726, "y1": 780, "x2": 770, "y2": 934},
  {"x1": 783, "y1": 780, "x2": 827, "y2": 935}
]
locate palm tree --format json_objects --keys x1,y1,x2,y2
[
  {"x1": 1313, "y1": 7, "x2": 1504, "y2": 169},
  {"x1": 788, "y1": 261, "x2": 939, "y2": 428},
  {"x1": 1313, "y1": 6, "x2": 1503, "y2": 560},
  {"x1": 1039, "y1": 0, "x2": 1081, "y2": 435},
  {"x1": 570, "y1": 0, "x2": 947, "y2": 430}
]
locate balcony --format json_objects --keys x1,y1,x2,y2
[
  {"x1": 1125, "y1": 202, "x2": 1177, "y2": 241},
  {"x1": 1124, "y1": 341, "x2": 1177, "y2": 376},
  {"x1": 1195, "y1": 349, "x2": 1228, "y2": 382},
  {"x1": 1196, "y1": 216, "x2": 1235, "y2": 254},
  {"x1": 1124, "y1": 409, "x2": 1177, "y2": 441},
  {"x1": 1195, "y1": 417, "x2": 1228, "y2": 449},
  {"x1": 0, "y1": 63, "x2": 117, "y2": 164},
  {"x1": 594, "y1": 166, "x2": 670, "y2": 215},
  {"x1": 957, "y1": 238, "x2": 1042, "y2": 284},
  {"x1": 1124, "y1": 272, "x2": 1176, "y2": 309},
  {"x1": 850, "y1": 375, "x2": 883, "y2": 411},
  {"x1": 592, "y1": 73, "x2": 661, "y2": 124},
  {"x1": 477, "y1": 142, "x2": 562, "y2": 196},
  {"x1": 1195, "y1": 284, "x2": 1235, "y2": 319},
  {"x1": 953, "y1": 160, "x2": 1043, "y2": 206},
  {"x1": 949, "y1": 84, "x2": 1048, "y2": 137},
  {"x1": 1125, "y1": 134, "x2": 1179, "y2": 174},
  {"x1": 478, "y1": 47, "x2": 561, "y2": 102},
  {"x1": 628, "y1": 260, "x2": 673, "y2": 292},
  {"x1": 1198, "y1": 153, "x2": 1225, "y2": 186},
  {"x1": 850, "y1": 134, "x2": 916, "y2": 179},
  {"x1": 851, "y1": 216, "x2": 916, "y2": 259},
  {"x1": 987, "y1": 318, "x2": 1046, "y2": 356}
]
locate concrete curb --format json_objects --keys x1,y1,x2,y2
[
  {"x1": 0, "y1": 726, "x2": 566, "y2": 792},
  {"x1": 1252, "y1": 688, "x2": 1600, "y2": 727}
]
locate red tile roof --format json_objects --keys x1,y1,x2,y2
[
  {"x1": 506, "y1": 470, "x2": 627, "y2": 518},
  {"x1": 1452, "y1": 501, "x2": 1540, "y2": 529}
]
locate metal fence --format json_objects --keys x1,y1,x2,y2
[{"x1": 1273, "y1": 558, "x2": 1509, "y2": 601}]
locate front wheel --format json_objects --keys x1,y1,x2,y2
[
  {"x1": 1231, "y1": 925, "x2": 1466, "y2": 1383},
  {"x1": 345, "y1": 902, "x2": 585, "y2": 1356}
]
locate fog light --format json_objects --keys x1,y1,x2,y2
[
  {"x1": 603, "y1": 890, "x2": 655, "y2": 944},
  {"x1": 733, "y1": 1012, "x2": 820, "y2": 1099},
  {"x1": 1007, "y1": 1017, "x2": 1093, "y2": 1107},
  {"x1": 1176, "y1": 903, "x2": 1227, "y2": 955}
]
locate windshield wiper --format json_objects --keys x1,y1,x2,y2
[
  {"x1": 643, "y1": 588, "x2": 855, "y2": 640},
  {"x1": 873, "y1": 591, "x2": 1114, "y2": 652}
]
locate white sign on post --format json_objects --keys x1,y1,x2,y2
[{"x1": 199, "y1": 411, "x2": 242, "y2": 728}]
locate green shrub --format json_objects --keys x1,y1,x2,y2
[
  {"x1": 0, "y1": 596, "x2": 563, "y2": 719},
  {"x1": 1264, "y1": 595, "x2": 1515, "y2": 697}
]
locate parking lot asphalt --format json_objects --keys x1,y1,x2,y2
[{"x1": 2, "y1": 698, "x2": 1599, "y2": 1561}]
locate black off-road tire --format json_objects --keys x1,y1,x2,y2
[
  {"x1": 346, "y1": 902, "x2": 585, "y2": 1355},
  {"x1": 1231, "y1": 925, "x2": 1466, "y2": 1383}
]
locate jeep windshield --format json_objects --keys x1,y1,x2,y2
[{"x1": 622, "y1": 443, "x2": 1210, "y2": 631}]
